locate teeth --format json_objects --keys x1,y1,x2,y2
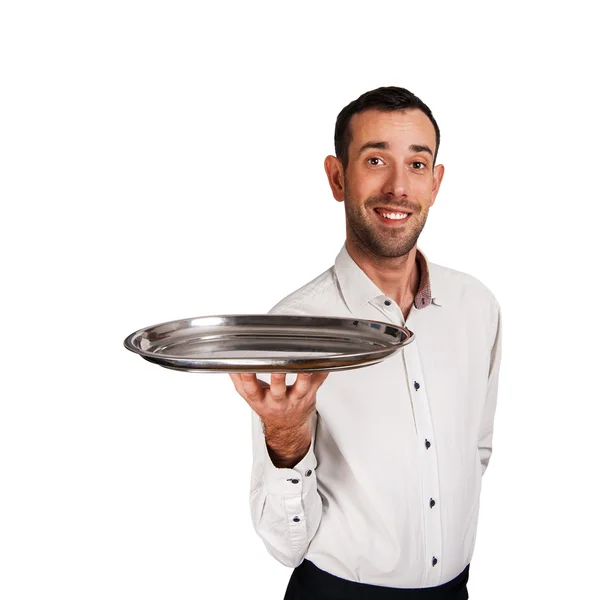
[{"x1": 379, "y1": 211, "x2": 408, "y2": 220}]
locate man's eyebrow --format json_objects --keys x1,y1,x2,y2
[
  {"x1": 358, "y1": 141, "x2": 389, "y2": 154},
  {"x1": 357, "y1": 141, "x2": 434, "y2": 157},
  {"x1": 409, "y1": 144, "x2": 433, "y2": 156}
]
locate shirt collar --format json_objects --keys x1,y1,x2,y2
[{"x1": 334, "y1": 244, "x2": 434, "y2": 315}]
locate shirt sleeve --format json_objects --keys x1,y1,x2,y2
[
  {"x1": 479, "y1": 300, "x2": 502, "y2": 475},
  {"x1": 249, "y1": 407, "x2": 322, "y2": 567},
  {"x1": 248, "y1": 303, "x2": 324, "y2": 567}
]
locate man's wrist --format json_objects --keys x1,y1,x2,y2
[{"x1": 264, "y1": 422, "x2": 311, "y2": 468}]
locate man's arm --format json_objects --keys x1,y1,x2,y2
[
  {"x1": 479, "y1": 300, "x2": 502, "y2": 475},
  {"x1": 230, "y1": 367, "x2": 327, "y2": 567},
  {"x1": 249, "y1": 406, "x2": 322, "y2": 567},
  {"x1": 265, "y1": 420, "x2": 312, "y2": 468}
]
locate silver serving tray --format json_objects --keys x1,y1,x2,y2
[{"x1": 123, "y1": 315, "x2": 414, "y2": 373}]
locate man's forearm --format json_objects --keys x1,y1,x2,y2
[{"x1": 264, "y1": 423, "x2": 312, "y2": 468}]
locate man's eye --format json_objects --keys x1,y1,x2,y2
[
  {"x1": 412, "y1": 161, "x2": 426, "y2": 169},
  {"x1": 367, "y1": 157, "x2": 383, "y2": 166}
]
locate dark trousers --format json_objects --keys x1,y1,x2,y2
[{"x1": 284, "y1": 560, "x2": 469, "y2": 600}]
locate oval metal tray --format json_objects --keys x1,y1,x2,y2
[{"x1": 123, "y1": 314, "x2": 414, "y2": 373}]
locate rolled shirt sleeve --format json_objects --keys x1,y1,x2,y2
[{"x1": 249, "y1": 408, "x2": 322, "y2": 567}]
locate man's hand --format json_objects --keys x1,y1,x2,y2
[{"x1": 229, "y1": 372, "x2": 329, "y2": 467}]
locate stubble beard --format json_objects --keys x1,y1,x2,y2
[{"x1": 344, "y1": 193, "x2": 429, "y2": 259}]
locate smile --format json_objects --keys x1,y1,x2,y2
[{"x1": 373, "y1": 208, "x2": 411, "y2": 223}]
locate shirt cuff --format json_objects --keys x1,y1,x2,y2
[{"x1": 261, "y1": 434, "x2": 318, "y2": 497}]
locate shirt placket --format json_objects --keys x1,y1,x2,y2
[
  {"x1": 370, "y1": 294, "x2": 443, "y2": 585},
  {"x1": 402, "y1": 339, "x2": 443, "y2": 586}
]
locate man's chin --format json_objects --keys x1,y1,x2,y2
[
  {"x1": 363, "y1": 241, "x2": 418, "y2": 259},
  {"x1": 348, "y1": 219, "x2": 421, "y2": 258}
]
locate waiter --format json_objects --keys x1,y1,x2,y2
[{"x1": 230, "y1": 86, "x2": 502, "y2": 599}]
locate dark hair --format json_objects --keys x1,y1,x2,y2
[{"x1": 334, "y1": 86, "x2": 440, "y2": 169}]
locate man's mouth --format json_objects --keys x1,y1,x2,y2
[{"x1": 373, "y1": 207, "x2": 412, "y2": 223}]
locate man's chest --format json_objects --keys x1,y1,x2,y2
[{"x1": 314, "y1": 307, "x2": 491, "y2": 463}]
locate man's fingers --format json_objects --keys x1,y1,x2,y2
[
  {"x1": 229, "y1": 373, "x2": 251, "y2": 401},
  {"x1": 311, "y1": 371, "x2": 330, "y2": 388},
  {"x1": 230, "y1": 371, "x2": 327, "y2": 405},
  {"x1": 292, "y1": 372, "x2": 314, "y2": 397},
  {"x1": 269, "y1": 373, "x2": 287, "y2": 401},
  {"x1": 237, "y1": 373, "x2": 265, "y2": 403},
  {"x1": 292, "y1": 371, "x2": 330, "y2": 398}
]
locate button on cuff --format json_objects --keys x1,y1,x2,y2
[{"x1": 262, "y1": 436, "x2": 318, "y2": 496}]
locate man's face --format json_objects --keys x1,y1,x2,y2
[{"x1": 340, "y1": 108, "x2": 443, "y2": 258}]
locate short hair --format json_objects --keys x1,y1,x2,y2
[{"x1": 334, "y1": 86, "x2": 441, "y2": 169}]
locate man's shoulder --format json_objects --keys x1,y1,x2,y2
[
  {"x1": 429, "y1": 259, "x2": 501, "y2": 311},
  {"x1": 268, "y1": 266, "x2": 342, "y2": 316},
  {"x1": 265, "y1": 254, "x2": 501, "y2": 316}
]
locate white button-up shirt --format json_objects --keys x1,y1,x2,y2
[{"x1": 250, "y1": 244, "x2": 502, "y2": 588}]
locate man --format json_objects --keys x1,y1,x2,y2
[{"x1": 230, "y1": 87, "x2": 502, "y2": 599}]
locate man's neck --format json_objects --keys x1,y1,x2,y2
[{"x1": 345, "y1": 238, "x2": 420, "y2": 312}]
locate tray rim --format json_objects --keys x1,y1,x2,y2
[{"x1": 124, "y1": 314, "x2": 414, "y2": 372}]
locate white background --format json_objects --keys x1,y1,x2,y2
[{"x1": 1, "y1": 1, "x2": 598, "y2": 598}]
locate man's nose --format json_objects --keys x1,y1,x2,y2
[{"x1": 382, "y1": 166, "x2": 410, "y2": 197}]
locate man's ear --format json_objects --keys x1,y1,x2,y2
[
  {"x1": 430, "y1": 163, "x2": 445, "y2": 207},
  {"x1": 324, "y1": 155, "x2": 345, "y2": 203}
]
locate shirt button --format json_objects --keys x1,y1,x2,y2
[
  {"x1": 305, "y1": 470, "x2": 313, "y2": 477},
  {"x1": 288, "y1": 478, "x2": 300, "y2": 484},
  {"x1": 384, "y1": 300, "x2": 392, "y2": 306},
  {"x1": 425, "y1": 439, "x2": 431, "y2": 449},
  {"x1": 414, "y1": 381, "x2": 420, "y2": 390},
  {"x1": 293, "y1": 516, "x2": 300, "y2": 522},
  {"x1": 432, "y1": 557, "x2": 438, "y2": 566},
  {"x1": 430, "y1": 498, "x2": 436, "y2": 508}
]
